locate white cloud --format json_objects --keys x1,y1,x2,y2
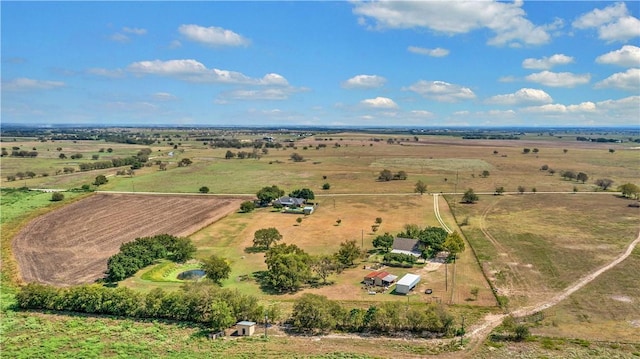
[
  {"x1": 168, "y1": 40, "x2": 182, "y2": 49},
  {"x1": 360, "y1": 97, "x2": 398, "y2": 109},
  {"x1": 522, "y1": 54, "x2": 574, "y2": 70},
  {"x1": 122, "y1": 27, "x2": 147, "y2": 35},
  {"x1": 525, "y1": 71, "x2": 591, "y2": 87},
  {"x1": 404, "y1": 80, "x2": 476, "y2": 102},
  {"x1": 126, "y1": 59, "x2": 289, "y2": 86},
  {"x1": 573, "y1": 3, "x2": 640, "y2": 42},
  {"x1": 596, "y1": 45, "x2": 640, "y2": 67},
  {"x1": 408, "y1": 46, "x2": 449, "y2": 57},
  {"x1": 152, "y1": 92, "x2": 178, "y2": 101},
  {"x1": 110, "y1": 33, "x2": 130, "y2": 43},
  {"x1": 594, "y1": 68, "x2": 640, "y2": 91},
  {"x1": 342, "y1": 74, "x2": 386, "y2": 89},
  {"x1": 219, "y1": 88, "x2": 294, "y2": 101},
  {"x1": 523, "y1": 102, "x2": 597, "y2": 114},
  {"x1": 2, "y1": 78, "x2": 65, "y2": 91},
  {"x1": 596, "y1": 96, "x2": 640, "y2": 117},
  {"x1": 498, "y1": 76, "x2": 518, "y2": 83},
  {"x1": 408, "y1": 110, "x2": 435, "y2": 118},
  {"x1": 486, "y1": 88, "x2": 553, "y2": 105},
  {"x1": 178, "y1": 24, "x2": 249, "y2": 47},
  {"x1": 353, "y1": 1, "x2": 551, "y2": 47}
]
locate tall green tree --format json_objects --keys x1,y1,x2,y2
[
  {"x1": 462, "y1": 188, "x2": 478, "y2": 203},
  {"x1": 265, "y1": 243, "x2": 311, "y2": 292},
  {"x1": 291, "y1": 294, "x2": 343, "y2": 333},
  {"x1": 372, "y1": 232, "x2": 394, "y2": 252},
  {"x1": 443, "y1": 231, "x2": 465, "y2": 260},
  {"x1": 289, "y1": 188, "x2": 315, "y2": 200},
  {"x1": 335, "y1": 240, "x2": 361, "y2": 267},
  {"x1": 415, "y1": 180, "x2": 427, "y2": 195},
  {"x1": 618, "y1": 183, "x2": 640, "y2": 199},
  {"x1": 253, "y1": 227, "x2": 283, "y2": 250},
  {"x1": 256, "y1": 185, "x2": 285, "y2": 206},
  {"x1": 202, "y1": 255, "x2": 231, "y2": 285},
  {"x1": 94, "y1": 174, "x2": 108, "y2": 186},
  {"x1": 311, "y1": 255, "x2": 336, "y2": 284}
]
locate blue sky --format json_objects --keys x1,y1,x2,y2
[{"x1": 2, "y1": 1, "x2": 639, "y2": 127}]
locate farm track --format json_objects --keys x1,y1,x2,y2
[{"x1": 12, "y1": 193, "x2": 244, "y2": 286}]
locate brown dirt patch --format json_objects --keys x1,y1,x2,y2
[{"x1": 12, "y1": 193, "x2": 244, "y2": 286}]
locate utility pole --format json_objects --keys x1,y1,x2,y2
[
  {"x1": 361, "y1": 229, "x2": 364, "y2": 250},
  {"x1": 445, "y1": 261, "x2": 448, "y2": 292},
  {"x1": 264, "y1": 313, "x2": 268, "y2": 338}
]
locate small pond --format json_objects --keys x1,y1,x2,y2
[{"x1": 177, "y1": 269, "x2": 206, "y2": 280}]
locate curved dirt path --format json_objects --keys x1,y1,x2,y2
[
  {"x1": 465, "y1": 229, "x2": 640, "y2": 355},
  {"x1": 433, "y1": 194, "x2": 453, "y2": 234}
]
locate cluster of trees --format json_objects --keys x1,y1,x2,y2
[
  {"x1": 291, "y1": 293, "x2": 455, "y2": 335},
  {"x1": 207, "y1": 138, "x2": 265, "y2": 149},
  {"x1": 105, "y1": 234, "x2": 196, "y2": 282},
  {"x1": 290, "y1": 153, "x2": 304, "y2": 162},
  {"x1": 383, "y1": 252, "x2": 417, "y2": 267},
  {"x1": 257, "y1": 185, "x2": 285, "y2": 206},
  {"x1": 381, "y1": 225, "x2": 464, "y2": 260},
  {"x1": 6, "y1": 171, "x2": 39, "y2": 181},
  {"x1": 378, "y1": 169, "x2": 407, "y2": 181},
  {"x1": 15, "y1": 282, "x2": 262, "y2": 331},
  {"x1": 77, "y1": 151, "x2": 151, "y2": 172},
  {"x1": 289, "y1": 188, "x2": 315, "y2": 200},
  {"x1": 262, "y1": 240, "x2": 362, "y2": 292},
  {"x1": 224, "y1": 149, "x2": 264, "y2": 160},
  {"x1": 559, "y1": 170, "x2": 589, "y2": 183},
  {"x1": 576, "y1": 136, "x2": 621, "y2": 143}
]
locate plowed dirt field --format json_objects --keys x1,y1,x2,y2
[{"x1": 13, "y1": 193, "x2": 244, "y2": 286}]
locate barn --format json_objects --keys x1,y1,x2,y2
[{"x1": 395, "y1": 273, "x2": 420, "y2": 294}]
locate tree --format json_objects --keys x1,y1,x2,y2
[
  {"x1": 289, "y1": 188, "x2": 315, "y2": 200},
  {"x1": 296, "y1": 217, "x2": 303, "y2": 225},
  {"x1": 373, "y1": 233, "x2": 394, "y2": 252},
  {"x1": 168, "y1": 237, "x2": 197, "y2": 262},
  {"x1": 494, "y1": 186, "x2": 505, "y2": 195},
  {"x1": 59, "y1": 153, "x2": 67, "y2": 159},
  {"x1": 311, "y1": 255, "x2": 336, "y2": 284},
  {"x1": 257, "y1": 185, "x2": 284, "y2": 206},
  {"x1": 394, "y1": 170, "x2": 408, "y2": 180},
  {"x1": 51, "y1": 192, "x2": 64, "y2": 201},
  {"x1": 522, "y1": 148, "x2": 531, "y2": 154},
  {"x1": 462, "y1": 188, "x2": 478, "y2": 203},
  {"x1": 240, "y1": 201, "x2": 256, "y2": 213},
  {"x1": 532, "y1": 148, "x2": 539, "y2": 154},
  {"x1": 609, "y1": 148, "x2": 616, "y2": 153},
  {"x1": 322, "y1": 183, "x2": 331, "y2": 190},
  {"x1": 210, "y1": 300, "x2": 235, "y2": 331},
  {"x1": 576, "y1": 172, "x2": 588, "y2": 184},
  {"x1": 517, "y1": 185, "x2": 525, "y2": 194},
  {"x1": 202, "y1": 255, "x2": 231, "y2": 285},
  {"x1": 94, "y1": 174, "x2": 108, "y2": 186},
  {"x1": 595, "y1": 178, "x2": 614, "y2": 190},
  {"x1": 540, "y1": 164, "x2": 549, "y2": 171},
  {"x1": 514, "y1": 324, "x2": 530, "y2": 341},
  {"x1": 618, "y1": 183, "x2": 640, "y2": 199},
  {"x1": 179, "y1": 158, "x2": 192, "y2": 167},
  {"x1": 470, "y1": 287, "x2": 479, "y2": 301},
  {"x1": 291, "y1": 294, "x2": 341, "y2": 333},
  {"x1": 265, "y1": 243, "x2": 312, "y2": 292},
  {"x1": 443, "y1": 231, "x2": 465, "y2": 259},
  {"x1": 418, "y1": 226, "x2": 448, "y2": 257},
  {"x1": 225, "y1": 150, "x2": 235, "y2": 159},
  {"x1": 199, "y1": 186, "x2": 210, "y2": 193},
  {"x1": 561, "y1": 170, "x2": 576, "y2": 181},
  {"x1": 335, "y1": 240, "x2": 361, "y2": 267},
  {"x1": 290, "y1": 153, "x2": 304, "y2": 162},
  {"x1": 415, "y1": 180, "x2": 428, "y2": 195},
  {"x1": 548, "y1": 168, "x2": 556, "y2": 176},
  {"x1": 563, "y1": 148, "x2": 568, "y2": 154},
  {"x1": 253, "y1": 227, "x2": 283, "y2": 250},
  {"x1": 378, "y1": 169, "x2": 393, "y2": 181},
  {"x1": 481, "y1": 170, "x2": 490, "y2": 178}
]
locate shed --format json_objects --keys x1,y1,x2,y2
[
  {"x1": 303, "y1": 206, "x2": 314, "y2": 215},
  {"x1": 395, "y1": 273, "x2": 421, "y2": 294},
  {"x1": 364, "y1": 271, "x2": 397, "y2": 287},
  {"x1": 236, "y1": 321, "x2": 256, "y2": 336}
]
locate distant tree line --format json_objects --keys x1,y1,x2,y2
[
  {"x1": 10, "y1": 150, "x2": 38, "y2": 158},
  {"x1": 291, "y1": 293, "x2": 455, "y2": 336},
  {"x1": 15, "y1": 282, "x2": 261, "y2": 331},
  {"x1": 78, "y1": 149, "x2": 151, "y2": 171},
  {"x1": 378, "y1": 169, "x2": 408, "y2": 181},
  {"x1": 576, "y1": 136, "x2": 622, "y2": 143},
  {"x1": 105, "y1": 234, "x2": 196, "y2": 282}
]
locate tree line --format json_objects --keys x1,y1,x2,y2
[
  {"x1": 291, "y1": 293, "x2": 455, "y2": 336},
  {"x1": 15, "y1": 282, "x2": 261, "y2": 331},
  {"x1": 105, "y1": 234, "x2": 196, "y2": 282}
]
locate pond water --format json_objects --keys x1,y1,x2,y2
[{"x1": 177, "y1": 269, "x2": 205, "y2": 280}]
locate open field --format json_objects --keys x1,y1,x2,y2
[
  {"x1": 12, "y1": 193, "x2": 245, "y2": 286},
  {"x1": 2, "y1": 129, "x2": 640, "y2": 357}
]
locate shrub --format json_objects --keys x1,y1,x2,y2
[{"x1": 51, "y1": 192, "x2": 64, "y2": 201}]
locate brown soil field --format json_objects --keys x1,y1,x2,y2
[{"x1": 12, "y1": 193, "x2": 244, "y2": 286}]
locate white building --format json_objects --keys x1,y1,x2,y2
[{"x1": 395, "y1": 273, "x2": 420, "y2": 294}]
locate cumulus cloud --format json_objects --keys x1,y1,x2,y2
[
  {"x1": 408, "y1": 46, "x2": 449, "y2": 57},
  {"x1": 404, "y1": 80, "x2": 476, "y2": 102},
  {"x1": 573, "y1": 2, "x2": 640, "y2": 42},
  {"x1": 525, "y1": 71, "x2": 591, "y2": 87},
  {"x1": 486, "y1": 88, "x2": 553, "y2": 105},
  {"x1": 353, "y1": 1, "x2": 551, "y2": 47},
  {"x1": 596, "y1": 45, "x2": 640, "y2": 67},
  {"x1": 126, "y1": 59, "x2": 288, "y2": 86},
  {"x1": 360, "y1": 97, "x2": 399, "y2": 109},
  {"x1": 2, "y1": 78, "x2": 65, "y2": 91},
  {"x1": 342, "y1": 74, "x2": 386, "y2": 89},
  {"x1": 523, "y1": 102, "x2": 597, "y2": 114},
  {"x1": 594, "y1": 68, "x2": 640, "y2": 91},
  {"x1": 522, "y1": 54, "x2": 574, "y2": 70},
  {"x1": 178, "y1": 24, "x2": 249, "y2": 47}
]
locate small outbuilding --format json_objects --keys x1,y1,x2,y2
[
  {"x1": 395, "y1": 273, "x2": 421, "y2": 294},
  {"x1": 236, "y1": 321, "x2": 256, "y2": 336},
  {"x1": 364, "y1": 271, "x2": 397, "y2": 287}
]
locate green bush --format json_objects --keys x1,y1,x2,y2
[{"x1": 51, "y1": 192, "x2": 64, "y2": 201}]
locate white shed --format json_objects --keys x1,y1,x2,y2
[
  {"x1": 236, "y1": 321, "x2": 256, "y2": 336},
  {"x1": 395, "y1": 273, "x2": 420, "y2": 294}
]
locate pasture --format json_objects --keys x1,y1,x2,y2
[{"x1": 2, "y1": 128, "x2": 640, "y2": 357}]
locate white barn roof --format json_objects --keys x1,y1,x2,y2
[{"x1": 396, "y1": 273, "x2": 420, "y2": 286}]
